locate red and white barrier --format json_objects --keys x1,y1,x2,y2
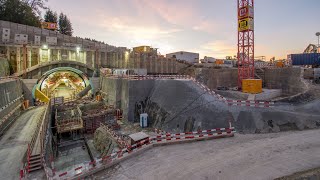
[{"x1": 50, "y1": 127, "x2": 236, "y2": 179}]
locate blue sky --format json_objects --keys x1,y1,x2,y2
[{"x1": 46, "y1": 0, "x2": 320, "y2": 59}]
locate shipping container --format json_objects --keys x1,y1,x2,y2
[
  {"x1": 290, "y1": 53, "x2": 320, "y2": 66},
  {"x1": 242, "y1": 79, "x2": 262, "y2": 94},
  {"x1": 215, "y1": 59, "x2": 224, "y2": 64}
]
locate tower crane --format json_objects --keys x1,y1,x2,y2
[{"x1": 237, "y1": 0, "x2": 255, "y2": 89}]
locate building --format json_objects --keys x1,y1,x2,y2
[
  {"x1": 166, "y1": 51, "x2": 199, "y2": 64},
  {"x1": 132, "y1": 46, "x2": 158, "y2": 55},
  {"x1": 200, "y1": 56, "x2": 216, "y2": 63}
]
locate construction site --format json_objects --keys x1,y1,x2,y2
[{"x1": 0, "y1": 0, "x2": 320, "y2": 180}]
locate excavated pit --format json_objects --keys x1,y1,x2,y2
[{"x1": 101, "y1": 75, "x2": 320, "y2": 134}]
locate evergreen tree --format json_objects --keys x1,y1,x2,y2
[
  {"x1": 44, "y1": 8, "x2": 57, "y2": 23},
  {"x1": 23, "y1": 0, "x2": 47, "y2": 15},
  {"x1": 58, "y1": 13, "x2": 73, "y2": 36},
  {"x1": 0, "y1": 0, "x2": 41, "y2": 27}
]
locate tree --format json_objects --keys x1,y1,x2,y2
[
  {"x1": 23, "y1": 0, "x2": 47, "y2": 16},
  {"x1": 0, "y1": 0, "x2": 41, "y2": 27},
  {"x1": 44, "y1": 8, "x2": 57, "y2": 23},
  {"x1": 58, "y1": 13, "x2": 73, "y2": 36}
]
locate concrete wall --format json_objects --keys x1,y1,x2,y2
[
  {"x1": 21, "y1": 79, "x2": 37, "y2": 106},
  {"x1": 0, "y1": 20, "x2": 119, "y2": 51},
  {"x1": 100, "y1": 76, "x2": 320, "y2": 133},
  {"x1": 100, "y1": 78, "x2": 129, "y2": 113},
  {"x1": 90, "y1": 77, "x2": 100, "y2": 95},
  {"x1": 0, "y1": 79, "x2": 23, "y2": 134},
  {"x1": 105, "y1": 52, "x2": 187, "y2": 75},
  {"x1": 0, "y1": 20, "x2": 188, "y2": 76},
  {"x1": 264, "y1": 67, "x2": 305, "y2": 96},
  {"x1": 195, "y1": 68, "x2": 238, "y2": 89},
  {"x1": 0, "y1": 20, "x2": 126, "y2": 74},
  {"x1": 0, "y1": 57, "x2": 10, "y2": 76}
]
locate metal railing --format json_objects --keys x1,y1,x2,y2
[{"x1": 21, "y1": 105, "x2": 47, "y2": 174}]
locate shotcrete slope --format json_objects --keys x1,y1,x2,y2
[{"x1": 136, "y1": 79, "x2": 320, "y2": 133}]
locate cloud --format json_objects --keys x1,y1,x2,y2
[{"x1": 193, "y1": 41, "x2": 237, "y2": 59}]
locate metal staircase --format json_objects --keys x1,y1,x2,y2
[
  {"x1": 254, "y1": 67, "x2": 266, "y2": 87},
  {"x1": 28, "y1": 154, "x2": 42, "y2": 172}
]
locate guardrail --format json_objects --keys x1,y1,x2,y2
[
  {"x1": 48, "y1": 127, "x2": 235, "y2": 180},
  {"x1": 20, "y1": 105, "x2": 47, "y2": 177},
  {"x1": 0, "y1": 95, "x2": 24, "y2": 135},
  {"x1": 0, "y1": 76, "x2": 19, "y2": 81}
]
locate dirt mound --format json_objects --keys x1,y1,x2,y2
[{"x1": 94, "y1": 127, "x2": 118, "y2": 156}]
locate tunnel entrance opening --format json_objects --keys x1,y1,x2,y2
[
  {"x1": 33, "y1": 67, "x2": 92, "y2": 103},
  {"x1": 41, "y1": 71, "x2": 86, "y2": 100}
]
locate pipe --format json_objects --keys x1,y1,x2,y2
[{"x1": 76, "y1": 84, "x2": 92, "y2": 98}]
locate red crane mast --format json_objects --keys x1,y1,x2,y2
[{"x1": 237, "y1": 0, "x2": 255, "y2": 89}]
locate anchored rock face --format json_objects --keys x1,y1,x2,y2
[
  {"x1": 93, "y1": 127, "x2": 118, "y2": 156},
  {"x1": 134, "y1": 97, "x2": 169, "y2": 128}
]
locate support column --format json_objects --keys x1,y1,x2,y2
[
  {"x1": 58, "y1": 49, "x2": 61, "y2": 61},
  {"x1": 27, "y1": 47, "x2": 32, "y2": 68},
  {"x1": 16, "y1": 47, "x2": 21, "y2": 73}
]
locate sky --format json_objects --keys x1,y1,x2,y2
[{"x1": 46, "y1": 0, "x2": 320, "y2": 60}]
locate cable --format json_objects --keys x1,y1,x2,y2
[
  {"x1": 173, "y1": 99, "x2": 218, "y2": 118},
  {"x1": 167, "y1": 91, "x2": 208, "y2": 122}
]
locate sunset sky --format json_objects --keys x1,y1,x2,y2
[{"x1": 47, "y1": 0, "x2": 320, "y2": 60}]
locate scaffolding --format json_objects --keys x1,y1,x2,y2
[{"x1": 55, "y1": 106, "x2": 83, "y2": 134}]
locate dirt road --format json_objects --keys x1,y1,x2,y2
[
  {"x1": 0, "y1": 107, "x2": 45, "y2": 180},
  {"x1": 94, "y1": 129, "x2": 320, "y2": 180}
]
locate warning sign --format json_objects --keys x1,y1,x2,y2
[
  {"x1": 41, "y1": 22, "x2": 57, "y2": 30},
  {"x1": 238, "y1": 6, "x2": 254, "y2": 19},
  {"x1": 238, "y1": 18, "x2": 254, "y2": 32}
]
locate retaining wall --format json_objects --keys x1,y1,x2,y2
[
  {"x1": 195, "y1": 68, "x2": 238, "y2": 89},
  {"x1": 0, "y1": 79, "x2": 23, "y2": 134},
  {"x1": 101, "y1": 76, "x2": 320, "y2": 134},
  {"x1": 264, "y1": 67, "x2": 305, "y2": 96}
]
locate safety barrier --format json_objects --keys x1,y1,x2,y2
[
  {"x1": 105, "y1": 75, "x2": 275, "y2": 108},
  {"x1": 0, "y1": 76, "x2": 19, "y2": 81},
  {"x1": 0, "y1": 95, "x2": 24, "y2": 113},
  {"x1": 20, "y1": 105, "x2": 48, "y2": 179},
  {"x1": 99, "y1": 123, "x2": 130, "y2": 148},
  {"x1": 190, "y1": 77, "x2": 275, "y2": 108},
  {"x1": 50, "y1": 127, "x2": 236, "y2": 180}
]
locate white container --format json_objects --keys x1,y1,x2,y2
[
  {"x1": 140, "y1": 113, "x2": 148, "y2": 128},
  {"x1": 132, "y1": 68, "x2": 147, "y2": 75},
  {"x1": 2, "y1": 28, "x2": 10, "y2": 42},
  {"x1": 166, "y1": 51, "x2": 199, "y2": 64},
  {"x1": 14, "y1": 34, "x2": 28, "y2": 44},
  {"x1": 34, "y1": 35, "x2": 41, "y2": 45},
  {"x1": 46, "y1": 36, "x2": 57, "y2": 45}
]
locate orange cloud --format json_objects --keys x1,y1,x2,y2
[{"x1": 193, "y1": 41, "x2": 237, "y2": 59}]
